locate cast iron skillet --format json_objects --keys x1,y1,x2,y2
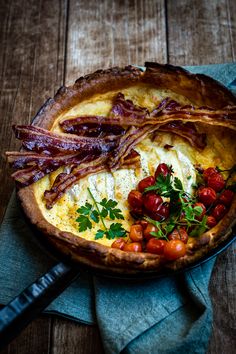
[
  {"x1": 1, "y1": 76, "x2": 236, "y2": 351},
  {"x1": 0, "y1": 197, "x2": 235, "y2": 351}
]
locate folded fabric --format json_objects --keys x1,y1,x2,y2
[{"x1": 0, "y1": 63, "x2": 235, "y2": 354}]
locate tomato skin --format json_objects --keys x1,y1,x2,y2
[
  {"x1": 138, "y1": 176, "x2": 155, "y2": 193},
  {"x1": 143, "y1": 192, "x2": 163, "y2": 213},
  {"x1": 163, "y1": 240, "x2": 186, "y2": 260},
  {"x1": 134, "y1": 219, "x2": 148, "y2": 230},
  {"x1": 146, "y1": 238, "x2": 167, "y2": 254},
  {"x1": 203, "y1": 167, "x2": 218, "y2": 182},
  {"x1": 206, "y1": 215, "x2": 217, "y2": 228},
  {"x1": 111, "y1": 238, "x2": 126, "y2": 250},
  {"x1": 207, "y1": 173, "x2": 225, "y2": 192},
  {"x1": 211, "y1": 204, "x2": 227, "y2": 221},
  {"x1": 143, "y1": 224, "x2": 158, "y2": 240},
  {"x1": 193, "y1": 202, "x2": 206, "y2": 221},
  {"x1": 148, "y1": 203, "x2": 170, "y2": 221},
  {"x1": 198, "y1": 187, "x2": 217, "y2": 206},
  {"x1": 129, "y1": 224, "x2": 143, "y2": 242},
  {"x1": 123, "y1": 242, "x2": 142, "y2": 252},
  {"x1": 128, "y1": 190, "x2": 143, "y2": 209},
  {"x1": 154, "y1": 163, "x2": 171, "y2": 180},
  {"x1": 218, "y1": 189, "x2": 234, "y2": 206},
  {"x1": 168, "y1": 227, "x2": 188, "y2": 244}
]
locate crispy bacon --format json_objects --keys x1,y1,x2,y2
[
  {"x1": 111, "y1": 92, "x2": 149, "y2": 119},
  {"x1": 13, "y1": 125, "x2": 118, "y2": 155},
  {"x1": 44, "y1": 150, "x2": 141, "y2": 209},
  {"x1": 158, "y1": 121, "x2": 207, "y2": 149}
]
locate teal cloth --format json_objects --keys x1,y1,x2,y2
[{"x1": 0, "y1": 63, "x2": 236, "y2": 353}]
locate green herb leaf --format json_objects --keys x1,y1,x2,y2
[
  {"x1": 95, "y1": 229, "x2": 105, "y2": 239},
  {"x1": 106, "y1": 223, "x2": 127, "y2": 239},
  {"x1": 76, "y1": 215, "x2": 92, "y2": 232},
  {"x1": 189, "y1": 215, "x2": 208, "y2": 237},
  {"x1": 77, "y1": 202, "x2": 93, "y2": 216},
  {"x1": 99, "y1": 198, "x2": 124, "y2": 220},
  {"x1": 90, "y1": 210, "x2": 100, "y2": 223},
  {"x1": 174, "y1": 177, "x2": 183, "y2": 191}
]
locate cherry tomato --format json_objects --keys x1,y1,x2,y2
[
  {"x1": 211, "y1": 204, "x2": 227, "y2": 221},
  {"x1": 206, "y1": 215, "x2": 217, "y2": 228},
  {"x1": 218, "y1": 189, "x2": 234, "y2": 206},
  {"x1": 123, "y1": 242, "x2": 142, "y2": 252},
  {"x1": 198, "y1": 187, "x2": 217, "y2": 206},
  {"x1": 111, "y1": 238, "x2": 126, "y2": 250},
  {"x1": 168, "y1": 227, "x2": 188, "y2": 244},
  {"x1": 163, "y1": 240, "x2": 186, "y2": 260},
  {"x1": 193, "y1": 202, "x2": 206, "y2": 221},
  {"x1": 207, "y1": 173, "x2": 225, "y2": 192},
  {"x1": 138, "y1": 176, "x2": 155, "y2": 193},
  {"x1": 143, "y1": 192, "x2": 163, "y2": 212},
  {"x1": 148, "y1": 203, "x2": 170, "y2": 221},
  {"x1": 128, "y1": 190, "x2": 143, "y2": 209},
  {"x1": 134, "y1": 219, "x2": 148, "y2": 230},
  {"x1": 154, "y1": 163, "x2": 171, "y2": 180},
  {"x1": 146, "y1": 238, "x2": 167, "y2": 254},
  {"x1": 129, "y1": 224, "x2": 143, "y2": 242},
  {"x1": 143, "y1": 224, "x2": 158, "y2": 240},
  {"x1": 203, "y1": 167, "x2": 218, "y2": 182}
]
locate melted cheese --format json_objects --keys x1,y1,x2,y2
[{"x1": 33, "y1": 84, "x2": 236, "y2": 247}]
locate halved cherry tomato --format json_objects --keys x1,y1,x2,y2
[
  {"x1": 138, "y1": 176, "x2": 155, "y2": 193},
  {"x1": 163, "y1": 240, "x2": 186, "y2": 260},
  {"x1": 111, "y1": 238, "x2": 126, "y2": 250},
  {"x1": 146, "y1": 238, "x2": 167, "y2": 254},
  {"x1": 143, "y1": 192, "x2": 163, "y2": 212},
  {"x1": 128, "y1": 190, "x2": 143, "y2": 209},
  {"x1": 218, "y1": 189, "x2": 234, "y2": 206},
  {"x1": 206, "y1": 215, "x2": 217, "y2": 228},
  {"x1": 123, "y1": 242, "x2": 142, "y2": 252},
  {"x1": 155, "y1": 163, "x2": 171, "y2": 180},
  {"x1": 168, "y1": 227, "x2": 188, "y2": 244},
  {"x1": 129, "y1": 224, "x2": 143, "y2": 242},
  {"x1": 203, "y1": 167, "x2": 218, "y2": 182},
  {"x1": 207, "y1": 173, "x2": 225, "y2": 192},
  {"x1": 211, "y1": 204, "x2": 227, "y2": 221},
  {"x1": 193, "y1": 202, "x2": 206, "y2": 221},
  {"x1": 198, "y1": 187, "x2": 217, "y2": 206},
  {"x1": 143, "y1": 224, "x2": 158, "y2": 240}
]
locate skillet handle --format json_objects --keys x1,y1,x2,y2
[{"x1": 0, "y1": 262, "x2": 79, "y2": 350}]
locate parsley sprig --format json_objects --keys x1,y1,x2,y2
[
  {"x1": 76, "y1": 188, "x2": 127, "y2": 240},
  {"x1": 144, "y1": 173, "x2": 209, "y2": 238}
]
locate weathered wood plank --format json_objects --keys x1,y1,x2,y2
[
  {"x1": 0, "y1": 317, "x2": 52, "y2": 354},
  {"x1": 0, "y1": 0, "x2": 67, "y2": 352},
  {"x1": 51, "y1": 319, "x2": 104, "y2": 354},
  {"x1": 167, "y1": 0, "x2": 233, "y2": 65},
  {"x1": 65, "y1": 0, "x2": 167, "y2": 84},
  {"x1": 0, "y1": 0, "x2": 67, "y2": 222}
]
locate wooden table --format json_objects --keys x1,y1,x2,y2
[{"x1": 0, "y1": 0, "x2": 235, "y2": 353}]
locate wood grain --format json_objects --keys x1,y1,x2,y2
[
  {"x1": 0, "y1": 0, "x2": 67, "y2": 352},
  {"x1": 0, "y1": 0, "x2": 235, "y2": 353},
  {"x1": 65, "y1": 0, "x2": 167, "y2": 84},
  {"x1": 167, "y1": 0, "x2": 234, "y2": 65},
  {"x1": 51, "y1": 319, "x2": 104, "y2": 354},
  {"x1": 0, "y1": 0, "x2": 67, "y2": 222}
]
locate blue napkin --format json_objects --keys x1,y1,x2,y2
[{"x1": 0, "y1": 63, "x2": 236, "y2": 353}]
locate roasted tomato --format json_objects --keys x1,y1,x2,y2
[
  {"x1": 129, "y1": 224, "x2": 143, "y2": 242},
  {"x1": 128, "y1": 190, "x2": 143, "y2": 209},
  {"x1": 163, "y1": 240, "x2": 186, "y2": 260},
  {"x1": 218, "y1": 189, "x2": 234, "y2": 206},
  {"x1": 203, "y1": 167, "x2": 218, "y2": 182},
  {"x1": 155, "y1": 163, "x2": 171, "y2": 179},
  {"x1": 206, "y1": 215, "x2": 217, "y2": 228},
  {"x1": 207, "y1": 173, "x2": 225, "y2": 192},
  {"x1": 138, "y1": 176, "x2": 155, "y2": 193},
  {"x1": 168, "y1": 227, "x2": 188, "y2": 244},
  {"x1": 123, "y1": 242, "x2": 142, "y2": 252},
  {"x1": 198, "y1": 187, "x2": 217, "y2": 206},
  {"x1": 143, "y1": 192, "x2": 163, "y2": 213},
  {"x1": 111, "y1": 238, "x2": 126, "y2": 250},
  {"x1": 211, "y1": 204, "x2": 227, "y2": 221},
  {"x1": 146, "y1": 238, "x2": 167, "y2": 254},
  {"x1": 143, "y1": 224, "x2": 158, "y2": 240}
]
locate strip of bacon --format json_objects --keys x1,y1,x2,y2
[
  {"x1": 158, "y1": 121, "x2": 206, "y2": 149},
  {"x1": 60, "y1": 120, "x2": 125, "y2": 137},
  {"x1": 111, "y1": 92, "x2": 149, "y2": 119},
  {"x1": 44, "y1": 150, "x2": 141, "y2": 209},
  {"x1": 13, "y1": 125, "x2": 118, "y2": 155}
]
